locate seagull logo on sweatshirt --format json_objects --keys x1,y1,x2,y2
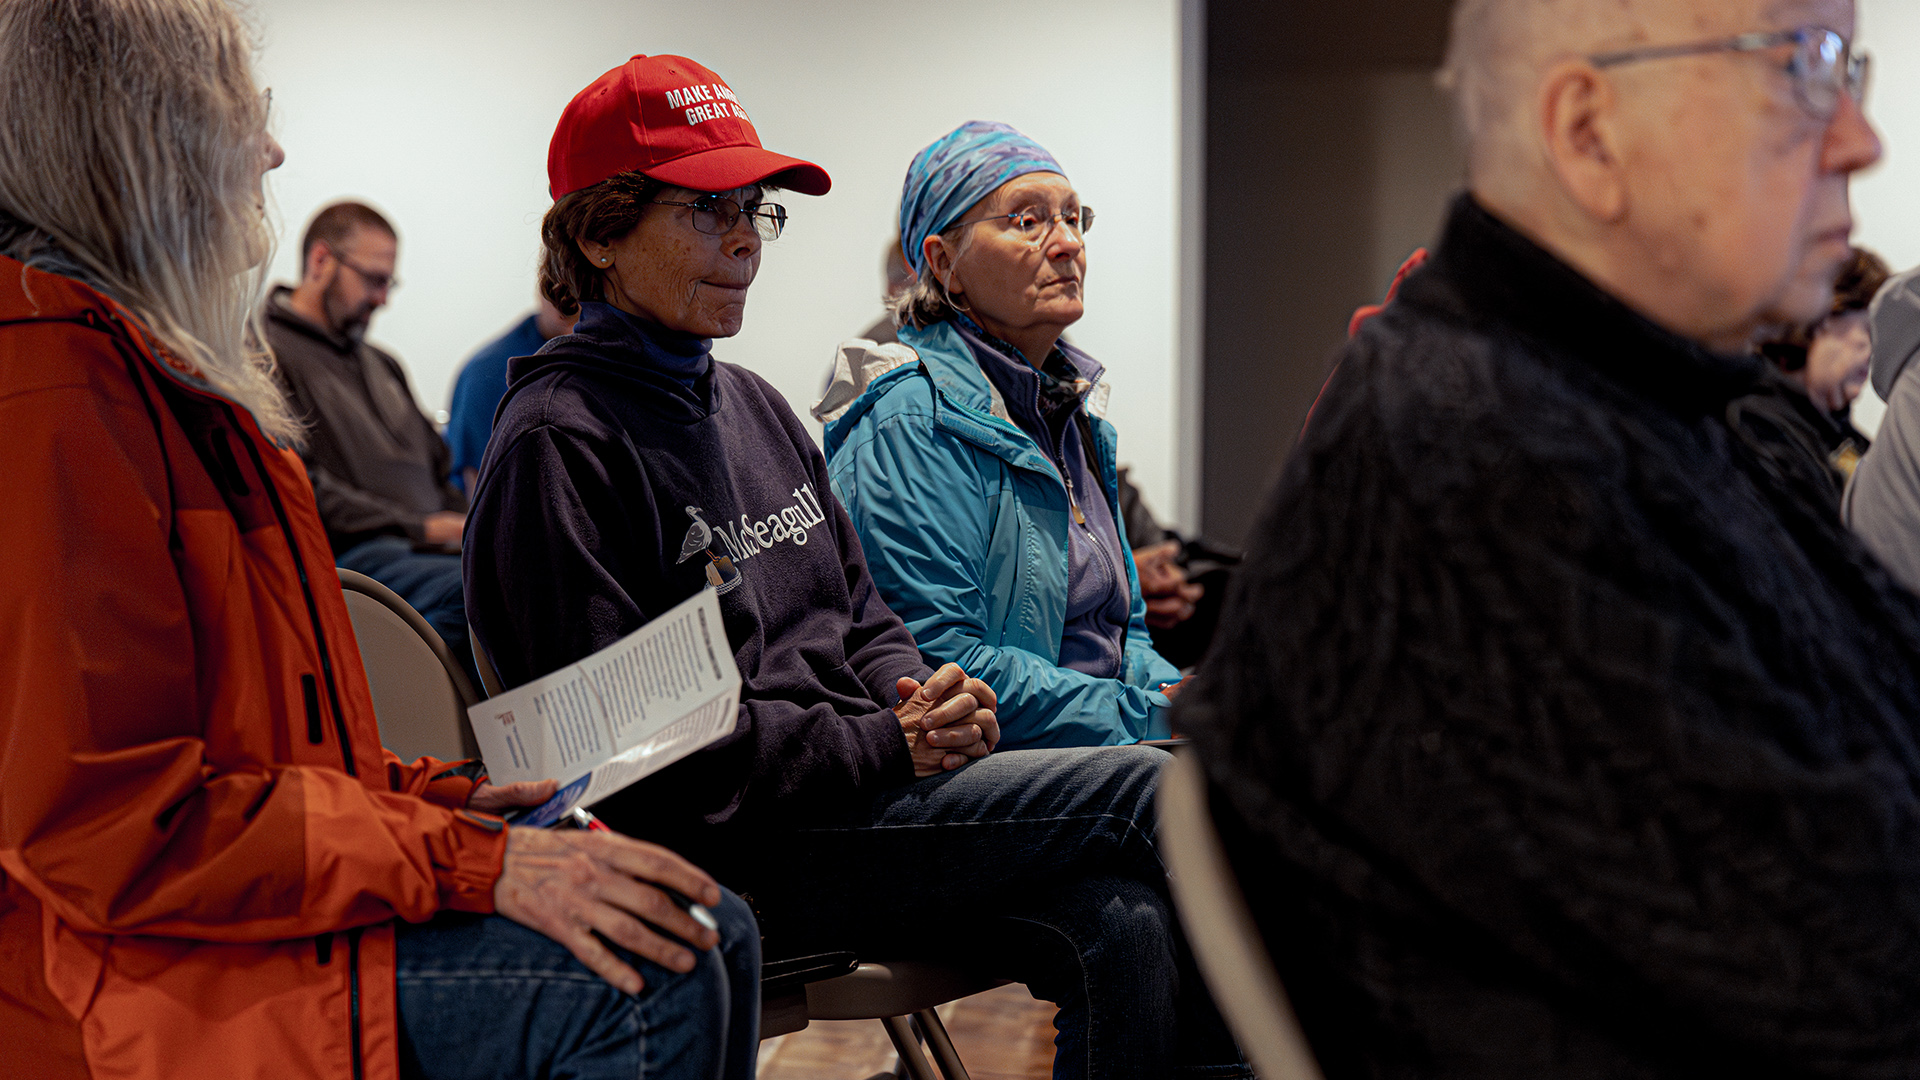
[
  {"x1": 677, "y1": 507, "x2": 741, "y2": 595},
  {"x1": 677, "y1": 485, "x2": 830, "y2": 596}
]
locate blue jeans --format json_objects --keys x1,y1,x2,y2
[
  {"x1": 337, "y1": 535, "x2": 474, "y2": 682},
  {"x1": 393, "y1": 889, "x2": 760, "y2": 1080},
  {"x1": 725, "y1": 745, "x2": 1246, "y2": 1080}
]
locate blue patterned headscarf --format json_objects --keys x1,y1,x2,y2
[{"x1": 899, "y1": 121, "x2": 1065, "y2": 275}]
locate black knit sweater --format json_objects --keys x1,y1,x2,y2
[{"x1": 1176, "y1": 195, "x2": 1920, "y2": 1079}]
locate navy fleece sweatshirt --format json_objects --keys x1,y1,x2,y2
[{"x1": 464, "y1": 302, "x2": 927, "y2": 870}]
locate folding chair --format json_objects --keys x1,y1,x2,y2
[
  {"x1": 1159, "y1": 748, "x2": 1325, "y2": 1080},
  {"x1": 469, "y1": 625, "x2": 1007, "y2": 1079},
  {"x1": 336, "y1": 567, "x2": 480, "y2": 761},
  {"x1": 769, "y1": 958, "x2": 1007, "y2": 1080}
]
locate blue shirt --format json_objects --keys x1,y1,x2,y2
[{"x1": 446, "y1": 314, "x2": 550, "y2": 490}]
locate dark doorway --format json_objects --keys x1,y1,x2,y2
[{"x1": 1200, "y1": 0, "x2": 1462, "y2": 545}]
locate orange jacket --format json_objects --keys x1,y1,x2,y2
[{"x1": 0, "y1": 257, "x2": 510, "y2": 1080}]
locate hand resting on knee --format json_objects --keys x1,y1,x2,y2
[{"x1": 491, "y1": 822, "x2": 725, "y2": 996}]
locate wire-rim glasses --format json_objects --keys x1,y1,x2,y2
[
  {"x1": 950, "y1": 204, "x2": 1095, "y2": 247},
  {"x1": 651, "y1": 195, "x2": 788, "y2": 241},
  {"x1": 1588, "y1": 25, "x2": 1869, "y2": 119}
]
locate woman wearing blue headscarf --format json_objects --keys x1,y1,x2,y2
[{"x1": 818, "y1": 121, "x2": 1183, "y2": 750}]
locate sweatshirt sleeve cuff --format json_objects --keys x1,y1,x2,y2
[{"x1": 856, "y1": 709, "x2": 916, "y2": 784}]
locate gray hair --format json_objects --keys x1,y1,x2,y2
[
  {"x1": 1437, "y1": 0, "x2": 1626, "y2": 180},
  {"x1": 0, "y1": 0, "x2": 295, "y2": 443},
  {"x1": 886, "y1": 224, "x2": 978, "y2": 331},
  {"x1": 1437, "y1": 0, "x2": 1530, "y2": 174}
]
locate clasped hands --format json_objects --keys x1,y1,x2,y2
[
  {"x1": 1134, "y1": 539, "x2": 1204, "y2": 630},
  {"x1": 894, "y1": 662, "x2": 999, "y2": 776}
]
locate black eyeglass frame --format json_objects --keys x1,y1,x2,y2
[
  {"x1": 1587, "y1": 25, "x2": 1869, "y2": 118},
  {"x1": 329, "y1": 250, "x2": 400, "y2": 292},
  {"x1": 650, "y1": 195, "x2": 789, "y2": 241},
  {"x1": 948, "y1": 204, "x2": 1095, "y2": 244}
]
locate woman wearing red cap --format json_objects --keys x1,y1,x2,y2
[{"x1": 465, "y1": 55, "x2": 1247, "y2": 1079}]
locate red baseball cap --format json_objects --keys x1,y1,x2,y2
[{"x1": 547, "y1": 55, "x2": 831, "y2": 200}]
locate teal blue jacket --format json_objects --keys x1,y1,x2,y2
[{"x1": 820, "y1": 320, "x2": 1179, "y2": 749}]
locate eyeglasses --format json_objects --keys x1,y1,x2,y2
[
  {"x1": 1588, "y1": 25, "x2": 1870, "y2": 119},
  {"x1": 650, "y1": 195, "x2": 788, "y2": 241},
  {"x1": 950, "y1": 204, "x2": 1094, "y2": 246},
  {"x1": 331, "y1": 251, "x2": 399, "y2": 292}
]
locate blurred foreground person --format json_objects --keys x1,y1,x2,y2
[
  {"x1": 466, "y1": 55, "x2": 1244, "y2": 1079},
  {"x1": 1845, "y1": 267, "x2": 1920, "y2": 591},
  {"x1": 1731, "y1": 246, "x2": 1886, "y2": 502},
  {"x1": 1175, "y1": 0, "x2": 1920, "y2": 1076},
  {"x1": 0, "y1": 3, "x2": 755, "y2": 1078}
]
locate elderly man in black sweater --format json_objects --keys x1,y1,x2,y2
[{"x1": 1174, "y1": 0, "x2": 1920, "y2": 1077}]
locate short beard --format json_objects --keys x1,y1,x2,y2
[{"x1": 321, "y1": 276, "x2": 370, "y2": 341}]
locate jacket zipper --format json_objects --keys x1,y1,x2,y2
[
  {"x1": 228, "y1": 399, "x2": 366, "y2": 1079},
  {"x1": 1056, "y1": 411, "x2": 1129, "y2": 659},
  {"x1": 228, "y1": 407, "x2": 357, "y2": 776},
  {"x1": 1061, "y1": 472, "x2": 1089, "y2": 525}
]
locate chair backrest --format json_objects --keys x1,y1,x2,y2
[
  {"x1": 1158, "y1": 748, "x2": 1326, "y2": 1080},
  {"x1": 469, "y1": 623, "x2": 505, "y2": 698},
  {"x1": 336, "y1": 568, "x2": 482, "y2": 762}
]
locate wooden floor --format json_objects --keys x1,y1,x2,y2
[{"x1": 757, "y1": 983, "x2": 1057, "y2": 1080}]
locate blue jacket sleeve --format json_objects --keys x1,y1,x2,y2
[{"x1": 830, "y1": 409, "x2": 1174, "y2": 750}]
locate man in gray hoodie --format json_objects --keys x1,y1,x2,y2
[{"x1": 1841, "y1": 267, "x2": 1920, "y2": 591}]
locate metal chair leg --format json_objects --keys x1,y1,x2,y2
[
  {"x1": 881, "y1": 1015, "x2": 942, "y2": 1080},
  {"x1": 913, "y1": 1008, "x2": 973, "y2": 1080}
]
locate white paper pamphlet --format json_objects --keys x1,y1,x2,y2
[{"x1": 467, "y1": 588, "x2": 741, "y2": 828}]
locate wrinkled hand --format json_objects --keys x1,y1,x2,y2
[
  {"x1": 467, "y1": 778, "x2": 559, "y2": 814},
  {"x1": 423, "y1": 511, "x2": 467, "y2": 547},
  {"x1": 895, "y1": 662, "x2": 1000, "y2": 777},
  {"x1": 1134, "y1": 540, "x2": 1203, "y2": 629},
  {"x1": 494, "y1": 827, "x2": 722, "y2": 995}
]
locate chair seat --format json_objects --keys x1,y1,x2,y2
[{"x1": 803, "y1": 960, "x2": 1008, "y2": 1021}]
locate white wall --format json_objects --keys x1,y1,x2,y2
[{"x1": 249, "y1": 0, "x2": 1185, "y2": 522}]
